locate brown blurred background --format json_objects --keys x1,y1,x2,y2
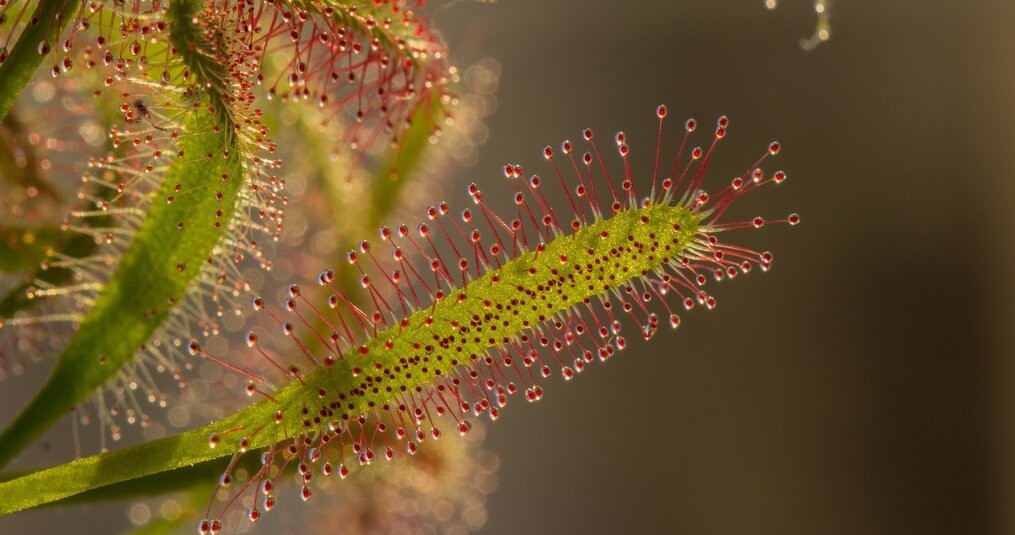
[
  {"x1": 3, "y1": 0, "x2": 1015, "y2": 533},
  {"x1": 432, "y1": 0, "x2": 1015, "y2": 533}
]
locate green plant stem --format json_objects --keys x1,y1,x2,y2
[
  {"x1": 0, "y1": 0, "x2": 83, "y2": 122},
  {"x1": 0, "y1": 388, "x2": 280, "y2": 516}
]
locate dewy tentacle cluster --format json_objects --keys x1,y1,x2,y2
[{"x1": 181, "y1": 106, "x2": 799, "y2": 532}]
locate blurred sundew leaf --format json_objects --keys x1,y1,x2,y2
[
  {"x1": 0, "y1": 109, "x2": 245, "y2": 470},
  {"x1": 291, "y1": 90, "x2": 446, "y2": 355},
  {"x1": 0, "y1": 112, "x2": 61, "y2": 200},
  {"x1": 0, "y1": 225, "x2": 63, "y2": 273},
  {"x1": 0, "y1": 108, "x2": 120, "y2": 318},
  {"x1": 371, "y1": 91, "x2": 446, "y2": 223},
  {"x1": 0, "y1": 0, "x2": 246, "y2": 469},
  {"x1": 0, "y1": 228, "x2": 100, "y2": 318}
]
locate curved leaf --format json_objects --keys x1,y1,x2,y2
[
  {"x1": 0, "y1": 108, "x2": 244, "y2": 468},
  {"x1": 0, "y1": 0, "x2": 251, "y2": 468}
]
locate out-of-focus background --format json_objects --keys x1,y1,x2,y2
[
  {"x1": 430, "y1": 1, "x2": 1015, "y2": 533},
  {"x1": 2, "y1": 1, "x2": 1014, "y2": 534}
]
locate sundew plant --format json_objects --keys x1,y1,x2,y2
[{"x1": 0, "y1": 1, "x2": 798, "y2": 533}]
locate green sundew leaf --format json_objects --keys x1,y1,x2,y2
[
  {"x1": 0, "y1": 0, "x2": 83, "y2": 122},
  {"x1": 0, "y1": 225, "x2": 62, "y2": 272},
  {"x1": 0, "y1": 457, "x2": 224, "y2": 504},
  {"x1": 61, "y1": 455, "x2": 267, "y2": 511},
  {"x1": 0, "y1": 0, "x2": 251, "y2": 469},
  {"x1": 0, "y1": 437, "x2": 274, "y2": 511},
  {"x1": 0, "y1": 203, "x2": 703, "y2": 514},
  {"x1": 166, "y1": 0, "x2": 231, "y2": 126},
  {"x1": 0, "y1": 401, "x2": 264, "y2": 516},
  {"x1": 0, "y1": 109, "x2": 245, "y2": 469}
]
